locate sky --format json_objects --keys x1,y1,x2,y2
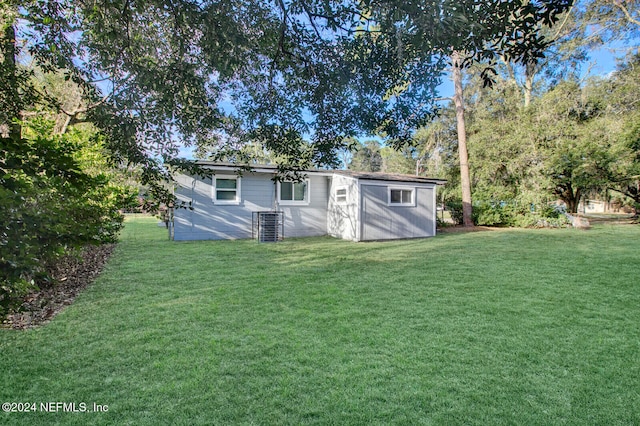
[{"x1": 436, "y1": 42, "x2": 629, "y2": 100}]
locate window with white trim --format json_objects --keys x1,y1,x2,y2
[
  {"x1": 212, "y1": 175, "x2": 241, "y2": 204},
  {"x1": 388, "y1": 188, "x2": 414, "y2": 206},
  {"x1": 278, "y1": 180, "x2": 309, "y2": 205},
  {"x1": 335, "y1": 187, "x2": 347, "y2": 203}
]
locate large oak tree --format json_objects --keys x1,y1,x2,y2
[{"x1": 2, "y1": 0, "x2": 573, "y2": 172}]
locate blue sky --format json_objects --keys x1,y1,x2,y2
[{"x1": 436, "y1": 42, "x2": 628, "y2": 99}]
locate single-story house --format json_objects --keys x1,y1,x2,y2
[{"x1": 170, "y1": 162, "x2": 445, "y2": 242}]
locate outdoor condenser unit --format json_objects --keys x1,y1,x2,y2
[{"x1": 252, "y1": 211, "x2": 284, "y2": 242}]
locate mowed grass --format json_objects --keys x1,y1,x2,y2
[{"x1": 1, "y1": 216, "x2": 639, "y2": 425}]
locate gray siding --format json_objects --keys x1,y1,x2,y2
[
  {"x1": 361, "y1": 184, "x2": 435, "y2": 241},
  {"x1": 173, "y1": 173, "x2": 275, "y2": 240},
  {"x1": 172, "y1": 168, "x2": 438, "y2": 242},
  {"x1": 173, "y1": 172, "x2": 329, "y2": 241},
  {"x1": 278, "y1": 174, "x2": 329, "y2": 238}
]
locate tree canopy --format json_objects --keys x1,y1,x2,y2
[
  {"x1": 408, "y1": 50, "x2": 640, "y2": 222},
  {"x1": 2, "y1": 0, "x2": 574, "y2": 171}
]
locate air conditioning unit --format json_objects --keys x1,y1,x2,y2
[{"x1": 252, "y1": 211, "x2": 284, "y2": 242}]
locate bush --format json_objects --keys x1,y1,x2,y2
[
  {"x1": 438, "y1": 198, "x2": 571, "y2": 229},
  {"x1": 0, "y1": 121, "x2": 136, "y2": 316},
  {"x1": 472, "y1": 201, "x2": 571, "y2": 228},
  {"x1": 539, "y1": 204, "x2": 561, "y2": 219},
  {"x1": 445, "y1": 200, "x2": 464, "y2": 225},
  {"x1": 472, "y1": 202, "x2": 520, "y2": 226},
  {"x1": 474, "y1": 204, "x2": 504, "y2": 226}
]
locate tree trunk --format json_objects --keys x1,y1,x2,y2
[
  {"x1": 524, "y1": 62, "x2": 535, "y2": 108},
  {"x1": 451, "y1": 51, "x2": 474, "y2": 227},
  {"x1": 1, "y1": 22, "x2": 21, "y2": 140},
  {"x1": 563, "y1": 186, "x2": 581, "y2": 214}
]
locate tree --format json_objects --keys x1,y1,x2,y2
[
  {"x1": 491, "y1": 0, "x2": 603, "y2": 110},
  {"x1": 598, "y1": 53, "x2": 640, "y2": 214},
  {"x1": 2, "y1": 1, "x2": 574, "y2": 169},
  {"x1": 1, "y1": 0, "x2": 577, "y2": 240},
  {"x1": 579, "y1": 0, "x2": 640, "y2": 42},
  {"x1": 356, "y1": 2, "x2": 571, "y2": 226},
  {"x1": 348, "y1": 140, "x2": 383, "y2": 172},
  {"x1": 467, "y1": 75, "x2": 622, "y2": 215},
  {"x1": 0, "y1": 2, "x2": 29, "y2": 141},
  {"x1": 379, "y1": 146, "x2": 416, "y2": 174},
  {"x1": 413, "y1": 105, "x2": 460, "y2": 175},
  {"x1": 0, "y1": 120, "x2": 137, "y2": 315},
  {"x1": 450, "y1": 51, "x2": 474, "y2": 226},
  {"x1": 464, "y1": 74, "x2": 541, "y2": 204}
]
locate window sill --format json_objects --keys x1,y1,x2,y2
[
  {"x1": 387, "y1": 203, "x2": 416, "y2": 207},
  {"x1": 279, "y1": 201, "x2": 310, "y2": 206}
]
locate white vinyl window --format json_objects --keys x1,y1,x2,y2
[
  {"x1": 278, "y1": 180, "x2": 309, "y2": 205},
  {"x1": 388, "y1": 188, "x2": 414, "y2": 206},
  {"x1": 212, "y1": 175, "x2": 241, "y2": 204},
  {"x1": 335, "y1": 187, "x2": 347, "y2": 204}
]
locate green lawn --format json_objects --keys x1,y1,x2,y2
[{"x1": 1, "y1": 216, "x2": 639, "y2": 425}]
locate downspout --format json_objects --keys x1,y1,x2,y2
[
  {"x1": 357, "y1": 179, "x2": 363, "y2": 242},
  {"x1": 432, "y1": 184, "x2": 437, "y2": 236},
  {"x1": 273, "y1": 177, "x2": 279, "y2": 212},
  {"x1": 169, "y1": 182, "x2": 175, "y2": 240}
]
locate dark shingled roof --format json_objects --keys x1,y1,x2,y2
[
  {"x1": 331, "y1": 170, "x2": 446, "y2": 185},
  {"x1": 194, "y1": 162, "x2": 446, "y2": 184}
]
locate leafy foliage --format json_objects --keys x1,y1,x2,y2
[
  {"x1": 2, "y1": 0, "x2": 575, "y2": 171},
  {"x1": 348, "y1": 140, "x2": 383, "y2": 172},
  {"x1": 416, "y1": 49, "x2": 640, "y2": 223},
  {"x1": 0, "y1": 121, "x2": 137, "y2": 316}
]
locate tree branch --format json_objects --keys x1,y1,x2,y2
[
  {"x1": 551, "y1": 5, "x2": 576, "y2": 42},
  {"x1": 607, "y1": 186, "x2": 640, "y2": 202},
  {"x1": 58, "y1": 92, "x2": 111, "y2": 118},
  {"x1": 300, "y1": 1, "x2": 323, "y2": 40},
  {"x1": 612, "y1": 0, "x2": 640, "y2": 26}
]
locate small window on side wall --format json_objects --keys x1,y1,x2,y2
[
  {"x1": 278, "y1": 181, "x2": 309, "y2": 205},
  {"x1": 213, "y1": 175, "x2": 241, "y2": 204},
  {"x1": 388, "y1": 188, "x2": 414, "y2": 206},
  {"x1": 336, "y1": 187, "x2": 347, "y2": 203}
]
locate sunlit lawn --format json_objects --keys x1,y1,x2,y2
[{"x1": 1, "y1": 215, "x2": 639, "y2": 425}]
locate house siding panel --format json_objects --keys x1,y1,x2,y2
[
  {"x1": 173, "y1": 173, "x2": 275, "y2": 240},
  {"x1": 173, "y1": 172, "x2": 329, "y2": 240},
  {"x1": 279, "y1": 175, "x2": 329, "y2": 238},
  {"x1": 361, "y1": 183, "x2": 435, "y2": 241}
]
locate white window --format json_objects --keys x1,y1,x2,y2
[
  {"x1": 335, "y1": 187, "x2": 347, "y2": 204},
  {"x1": 388, "y1": 188, "x2": 414, "y2": 206},
  {"x1": 212, "y1": 175, "x2": 241, "y2": 204},
  {"x1": 278, "y1": 180, "x2": 309, "y2": 205}
]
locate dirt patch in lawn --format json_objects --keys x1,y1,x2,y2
[
  {"x1": 582, "y1": 214, "x2": 637, "y2": 225},
  {"x1": 438, "y1": 225, "x2": 500, "y2": 233},
  {"x1": 1, "y1": 244, "x2": 116, "y2": 330}
]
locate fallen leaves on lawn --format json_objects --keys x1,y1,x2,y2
[{"x1": 2, "y1": 244, "x2": 115, "y2": 330}]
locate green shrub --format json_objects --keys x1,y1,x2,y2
[
  {"x1": 471, "y1": 201, "x2": 570, "y2": 228},
  {"x1": 539, "y1": 204, "x2": 561, "y2": 219},
  {"x1": 436, "y1": 216, "x2": 451, "y2": 228},
  {"x1": 445, "y1": 200, "x2": 464, "y2": 225},
  {"x1": 474, "y1": 205, "x2": 503, "y2": 226},
  {"x1": 0, "y1": 121, "x2": 136, "y2": 316},
  {"x1": 472, "y1": 202, "x2": 521, "y2": 226}
]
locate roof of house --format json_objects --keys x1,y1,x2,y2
[
  {"x1": 195, "y1": 161, "x2": 446, "y2": 185},
  {"x1": 331, "y1": 170, "x2": 446, "y2": 185}
]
